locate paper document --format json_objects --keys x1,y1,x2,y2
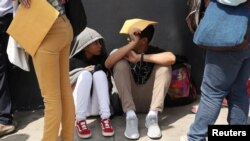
[
  {"x1": 120, "y1": 18, "x2": 158, "y2": 34},
  {"x1": 7, "y1": 0, "x2": 59, "y2": 56}
]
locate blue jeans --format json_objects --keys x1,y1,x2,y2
[{"x1": 187, "y1": 49, "x2": 250, "y2": 141}]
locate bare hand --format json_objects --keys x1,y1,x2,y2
[
  {"x1": 19, "y1": 0, "x2": 31, "y2": 8},
  {"x1": 124, "y1": 50, "x2": 140, "y2": 63},
  {"x1": 128, "y1": 27, "x2": 141, "y2": 43}
]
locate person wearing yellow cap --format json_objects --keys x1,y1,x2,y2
[{"x1": 105, "y1": 18, "x2": 176, "y2": 139}]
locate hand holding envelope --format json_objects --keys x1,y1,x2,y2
[{"x1": 7, "y1": 0, "x2": 59, "y2": 56}]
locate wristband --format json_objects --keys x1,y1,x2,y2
[{"x1": 140, "y1": 53, "x2": 144, "y2": 62}]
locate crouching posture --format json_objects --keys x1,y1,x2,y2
[
  {"x1": 105, "y1": 19, "x2": 176, "y2": 139},
  {"x1": 69, "y1": 27, "x2": 114, "y2": 138}
]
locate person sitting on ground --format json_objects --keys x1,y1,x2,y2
[
  {"x1": 105, "y1": 18, "x2": 176, "y2": 139},
  {"x1": 69, "y1": 27, "x2": 114, "y2": 139}
]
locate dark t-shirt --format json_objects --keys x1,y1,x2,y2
[
  {"x1": 70, "y1": 51, "x2": 107, "y2": 73},
  {"x1": 69, "y1": 51, "x2": 112, "y2": 92},
  {"x1": 129, "y1": 45, "x2": 165, "y2": 84}
]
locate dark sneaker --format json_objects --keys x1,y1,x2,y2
[
  {"x1": 75, "y1": 120, "x2": 91, "y2": 138},
  {"x1": 100, "y1": 119, "x2": 114, "y2": 136}
]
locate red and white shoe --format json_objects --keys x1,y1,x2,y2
[
  {"x1": 100, "y1": 119, "x2": 114, "y2": 136},
  {"x1": 75, "y1": 120, "x2": 91, "y2": 138}
]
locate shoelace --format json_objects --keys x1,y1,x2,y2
[
  {"x1": 102, "y1": 119, "x2": 111, "y2": 129},
  {"x1": 147, "y1": 116, "x2": 158, "y2": 126},
  {"x1": 128, "y1": 118, "x2": 137, "y2": 129},
  {"x1": 78, "y1": 121, "x2": 88, "y2": 130}
]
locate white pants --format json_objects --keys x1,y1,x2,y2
[{"x1": 73, "y1": 70, "x2": 111, "y2": 120}]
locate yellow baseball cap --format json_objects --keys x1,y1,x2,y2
[{"x1": 119, "y1": 18, "x2": 158, "y2": 34}]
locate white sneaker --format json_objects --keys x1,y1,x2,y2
[
  {"x1": 124, "y1": 116, "x2": 139, "y2": 140},
  {"x1": 145, "y1": 114, "x2": 161, "y2": 139}
]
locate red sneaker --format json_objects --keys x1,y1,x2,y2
[
  {"x1": 75, "y1": 120, "x2": 91, "y2": 138},
  {"x1": 100, "y1": 119, "x2": 114, "y2": 136}
]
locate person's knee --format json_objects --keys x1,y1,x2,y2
[
  {"x1": 155, "y1": 65, "x2": 172, "y2": 77},
  {"x1": 78, "y1": 70, "x2": 92, "y2": 82},
  {"x1": 113, "y1": 59, "x2": 129, "y2": 72},
  {"x1": 93, "y1": 70, "x2": 106, "y2": 78}
]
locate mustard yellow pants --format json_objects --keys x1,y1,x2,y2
[{"x1": 32, "y1": 15, "x2": 75, "y2": 141}]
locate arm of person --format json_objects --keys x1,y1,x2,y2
[
  {"x1": 143, "y1": 52, "x2": 176, "y2": 66},
  {"x1": 104, "y1": 28, "x2": 141, "y2": 69},
  {"x1": 124, "y1": 50, "x2": 176, "y2": 66},
  {"x1": 104, "y1": 41, "x2": 137, "y2": 69}
]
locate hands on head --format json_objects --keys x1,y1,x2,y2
[
  {"x1": 127, "y1": 27, "x2": 141, "y2": 43},
  {"x1": 124, "y1": 27, "x2": 142, "y2": 63}
]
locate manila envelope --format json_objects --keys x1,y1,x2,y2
[
  {"x1": 7, "y1": 0, "x2": 59, "y2": 56},
  {"x1": 120, "y1": 18, "x2": 158, "y2": 34}
]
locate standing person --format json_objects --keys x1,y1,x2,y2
[
  {"x1": 180, "y1": 1, "x2": 250, "y2": 141},
  {"x1": 19, "y1": 0, "x2": 75, "y2": 140},
  {"x1": 105, "y1": 18, "x2": 176, "y2": 139},
  {"x1": 0, "y1": 0, "x2": 16, "y2": 137},
  {"x1": 69, "y1": 27, "x2": 114, "y2": 139}
]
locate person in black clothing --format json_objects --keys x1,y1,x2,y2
[{"x1": 0, "y1": 0, "x2": 16, "y2": 137}]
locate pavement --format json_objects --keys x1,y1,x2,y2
[{"x1": 0, "y1": 100, "x2": 249, "y2": 141}]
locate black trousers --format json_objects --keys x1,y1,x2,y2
[{"x1": 0, "y1": 13, "x2": 13, "y2": 125}]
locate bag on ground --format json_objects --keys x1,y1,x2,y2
[{"x1": 165, "y1": 55, "x2": 197, "y2": 107}]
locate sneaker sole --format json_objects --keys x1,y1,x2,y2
[
  {"x1": 77, "y1": 132, "x2": 92, "y2": 139},
  {"x1": 102, "y1": 131, "x2": 115, "y2": 137},
  {"x1": 124, "y1": 132, "x2": 140, "y2": 140},
  {"x1": 0, "y1": 129, "x2": 16, "y2": 138},
  {"x1": 147, "y1": 133, "x2": 162, "y2": 139},
  {"x1": 0, "y1": 126, "x2": 16, "y2": 137},
  {"x1": 76, "y1": 126, "x2": 92, "y2": 139}
]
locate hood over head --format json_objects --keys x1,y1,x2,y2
[{"x1": 70, "y1": 27, "x2": 105, "y2": 58}]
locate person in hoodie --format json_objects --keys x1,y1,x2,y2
[{"x1": 69, "y1": 27, "x2": 114, "y2": 139}]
